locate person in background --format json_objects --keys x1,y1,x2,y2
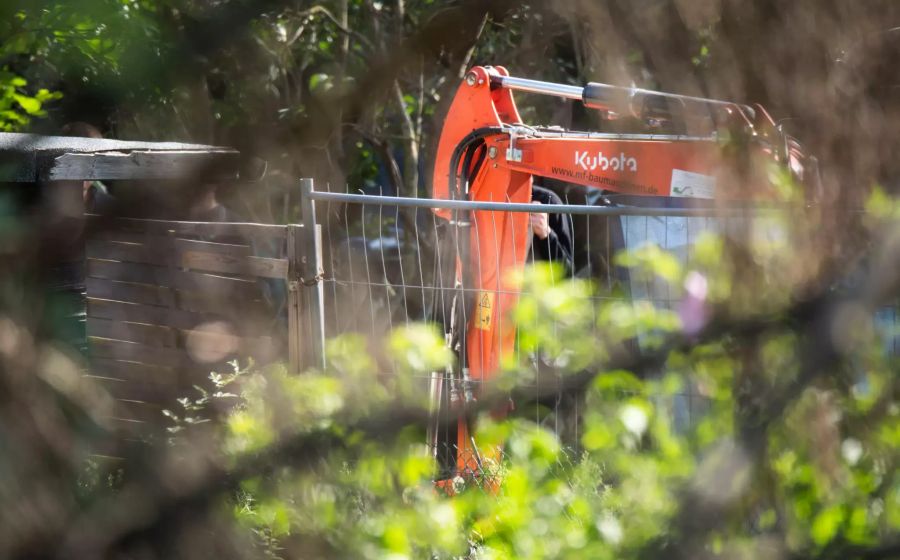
[
  {"x1": 187, "y1": 182, "x2": 240, "y2": 224},
  {"x1": 187, "y1": 181, "x2": 289, "y2": 344},
  {"x1": 184, "y1": 182, "x2": 249, "y2": 249},
  {"x1": 60, "y1": 122, "x2": 116, "y2": 215},
  {"x1": 40, "y1": 121, "x2": 113, "y2": 354},
  {"x1": 521, "y1": 182, "x2": 580, "y2": 447},
  {"x1": 529, "y1": 183, "x2": 574, "y2": 275}
]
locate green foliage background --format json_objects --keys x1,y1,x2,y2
[{"x1": 159, "y1": 237, "x2": 899, "y2": 559}]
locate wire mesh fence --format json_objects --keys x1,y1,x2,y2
[
  {"x1": 72, "y1": 176, "x2": 900, "y2": 472},
  {"x1": 305, "y1": 182, "x2": 900, "y2": 478}
]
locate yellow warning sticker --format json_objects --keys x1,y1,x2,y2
[{"x1": 475, "y1": 292, "x2": 494, "y2": 331}]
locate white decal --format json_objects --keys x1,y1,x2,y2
[
  {"x1": 670, "y1": 169, "x2": 716, "y2": 199},
  {"x1": 574, "y1": 151, "x2": 638, "y2": 173}
]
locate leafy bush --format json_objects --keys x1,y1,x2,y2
[{"x1": 160, "y1": 236, "x2": 898, "y2": 559}]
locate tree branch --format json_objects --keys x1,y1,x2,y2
[{"x1": 294, "y1": 5, "x2": 375, "y2": 49}]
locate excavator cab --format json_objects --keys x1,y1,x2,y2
[{"x1": 428, "y1": 66, "x2": 817, "y2": 486}]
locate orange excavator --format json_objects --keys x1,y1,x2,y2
[{"x1": 428, "y1": 65, "x2": 816, "y2": 486}]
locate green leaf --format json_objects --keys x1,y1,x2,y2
[
  {"x1": 811, "y1": 505, "x2": 844, "y2": 547},
  {"x1": 13, "y1": 94, "x2": 41, "y2": 115},
  {"x1": 258, "y1": 500, "x2": 292, "y2": 536}
]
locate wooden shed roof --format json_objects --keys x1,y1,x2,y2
[{"x1": 0, "y1": 132, "x2": 241, "y2": 182}]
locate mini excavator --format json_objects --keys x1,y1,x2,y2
[{"x1": 428, "y1": 65, "x2": 816, "y2": 486}]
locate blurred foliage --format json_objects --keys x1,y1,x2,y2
[
  {"x1": 154, "y1": 216, "x2": 898, "y2": 559},
  {"x1": 0, "y1": 70, "x2": 61, "y2": 131},
  {"x1": 148, "y1": 276, "x2": 893, "y2": 559}
]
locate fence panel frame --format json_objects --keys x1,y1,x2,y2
[{"x1": 301, "y1": 180, "x2": 897, "y2": 456}]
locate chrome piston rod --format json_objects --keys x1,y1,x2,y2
[
  {"x1": 491, "y1": 74, "x2": 752, "y2": 115},
  {"x1": 492, "y1": 75, "x2": 584, "y2": 101}
]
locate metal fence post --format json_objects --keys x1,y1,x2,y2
[
  {"x1": 299, "y1": 178, "x2": 326, "y2": 370},
  {"x1": 286, "y1": 224, "x2": 303, "y2": 373}
]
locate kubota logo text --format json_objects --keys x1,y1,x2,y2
[{"x1": 574, "y1": 151, "x2": 638, "y2": 173}]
